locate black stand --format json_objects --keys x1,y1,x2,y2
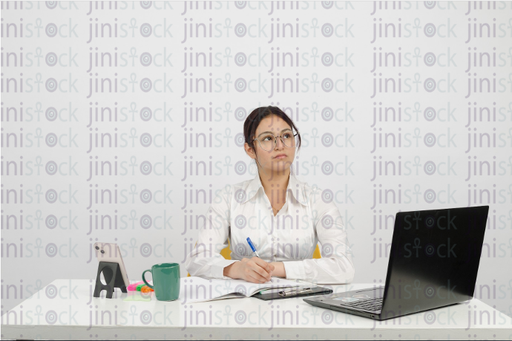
[{"x1": 93, "y1": 261, "x2": 127, "y2": 298}]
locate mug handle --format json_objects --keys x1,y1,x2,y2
[{"x1": 142, "y1": 270, "x2": 154, "y2": 289}]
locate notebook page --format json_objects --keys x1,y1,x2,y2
[
  {"x1": 179, "y1": 276, "x2": 224, "y2": 304},
  {"x1": 179, "y1": 277, "x2": 304, "y2": 303},
  {"x1": 202, "y1": 277, "x2": 303, "y2": 297}
]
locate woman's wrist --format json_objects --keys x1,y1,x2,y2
[
  {"x1": 270, "y1": 262, "x2": 286, "y2": 278},
  {"x1": 223, "y1": 261, "x2": 239, "y2": 278}
]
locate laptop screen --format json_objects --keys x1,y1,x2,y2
[{"x1": 380, "y1": 206, "x2": 489, "y2": 318}]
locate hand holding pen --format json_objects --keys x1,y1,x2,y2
[
  {"x1": 226, "y1": 237, "x2": 274, "y2": 283},
  {"x1": 222, "y1": 237, "x2": 275, "y2": 283}
]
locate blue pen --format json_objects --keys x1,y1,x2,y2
[{"x1": 246, "y1": 237, "x2": 261, "y2": 258}]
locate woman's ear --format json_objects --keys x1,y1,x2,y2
[{"x1": 244, "y1": 143, "x2": 256, "y2": 159}]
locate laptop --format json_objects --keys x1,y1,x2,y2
[{"x1": 304, "y1": 205, "x2": 489, "y2": 321}]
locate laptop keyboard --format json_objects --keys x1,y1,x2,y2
[{"x1": 342, "y1": 297, "x2": 383, "y2": 312}]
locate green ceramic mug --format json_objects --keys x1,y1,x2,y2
[{"x1": 142, "y1": 263, "x2": 180, "y2": 301}]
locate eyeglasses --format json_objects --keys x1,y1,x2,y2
[{"x1": 253, "y1": 129, "x2": 298, "y2": 152}]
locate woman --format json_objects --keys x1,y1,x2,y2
[{"x1": 185, "y1": 106, "x2": 355, "y2": 284}]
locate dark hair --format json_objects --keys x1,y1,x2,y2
[{"x1": 243, "y1": 106, "x2": 302, "y2": 158}]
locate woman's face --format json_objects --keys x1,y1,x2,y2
[{"x1": 245, "y1": 115, "x2": 295, "y2": 177}]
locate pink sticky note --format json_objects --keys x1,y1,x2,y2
[{"x1": 127, "y1": 281, "x2": 145, "y2": 291}]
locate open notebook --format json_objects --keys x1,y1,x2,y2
[{"x1": 179, "y1": 276, "x2": 310, "y2": 303}]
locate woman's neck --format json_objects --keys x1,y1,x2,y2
[{"x1": 259, "y1": 168, "x2": 290, "y2": 204}]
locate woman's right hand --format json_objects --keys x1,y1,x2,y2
[{"x1": 224, "y1": 257, "x2": 275, "y2": 283}]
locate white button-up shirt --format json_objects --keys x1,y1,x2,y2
[{"x1": 185, "y1": 171, "x2": 355, "y2": 284}]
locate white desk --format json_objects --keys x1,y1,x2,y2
[{"x1": 2, "y1": 279, "x2": 512, "y2": 340}]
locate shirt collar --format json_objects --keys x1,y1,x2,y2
[{"x1": 241, "y1": 171, "x2": 308, "y2": 206}]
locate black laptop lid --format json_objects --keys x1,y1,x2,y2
[{"x1": 380, "y1": 206, "x2": 489, "y2": 319}]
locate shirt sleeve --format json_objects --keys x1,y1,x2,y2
[
  {"x1": 283, "y1": 195, "x2": 355, "y2": 285},
  {"x1": 184, "y1": 184, "x2": 238, "y2": 279}
]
